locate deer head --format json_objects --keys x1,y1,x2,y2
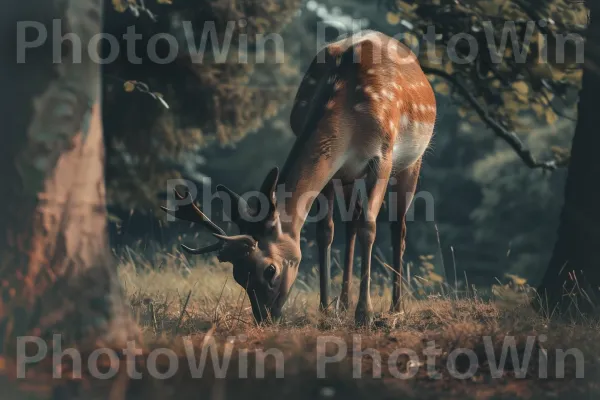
[{"x1": 161, "y1": 167, "x2": 301, "y2": 324}]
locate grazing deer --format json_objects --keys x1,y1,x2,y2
[{"x1": 162, "y1": 30, "x2": 436, "y2": 326}]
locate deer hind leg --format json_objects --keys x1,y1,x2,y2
[
  {"x1": 389, "y1": 158, "x2": 422, "y2": 312},
  {"x1": 340, "y1": 184, "x2": 361, "y2": 311},
  {"x1": 340, "y1": 220, "x2": 357, "y2": 311},
  {"x1": 316, "y1": 183, "x2": 335, "y2": 313},
  {"x1": 355, "y1": 153, "x2": 394, "y2": 327}
]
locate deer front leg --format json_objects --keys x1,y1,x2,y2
[
  {"x1": 316, "y1": 183, "x2": 335, "y2": 313},
  {"x1": 355, "y1": 155, "x2": 394, "y2": 327}
]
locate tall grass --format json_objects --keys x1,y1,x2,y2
[{"x1": 114, "y1": 242, "x2": 582, "y2": 339}]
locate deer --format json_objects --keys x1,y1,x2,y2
[{"x1": 162, "y1": 30, "x2": 436, "y2": 327}]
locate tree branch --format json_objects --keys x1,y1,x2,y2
[{"x1": 422, "y1": 66, "x2": 565, "y2": 170}]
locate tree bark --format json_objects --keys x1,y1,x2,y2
[
  {"x1": 537, "y1": 3, "x2": 600, "y2": 315},
  {"x1": 0, "y1": 0, "x2": 140, "y2": 396}
]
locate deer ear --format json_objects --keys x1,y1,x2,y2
[{"x1": 217, "y1": 234, "x2": 257, "y2": 264}]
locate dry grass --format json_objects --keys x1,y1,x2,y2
[{"x1": 106, "y1": 246, "x2": 600, "y2": 399}]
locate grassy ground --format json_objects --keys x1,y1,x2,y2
[{"x1": 109, "y1": 246, "x2": 600, "y2": 399}]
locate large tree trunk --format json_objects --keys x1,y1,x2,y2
[
  {"x1": 0, "y1": 0, "x2": 140, "y2": 396},
  {"x1": 537, "y1": 3, "x2": 600, "y2": 315}
]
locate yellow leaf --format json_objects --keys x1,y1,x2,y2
[
  {"x1": 505, "y1": 273, "x2": 527, "y2": 286},
  {"x1": 546, "y1": 110, "x2": 558, "y2": 125},
  {"x1": 386, "y1": 12, "x2": 401, "y2": 25},
  {"x1": 513, "y1": 87, "x2": 528, "y2": 103},
  {"x1": 421, "y1": 261, "x2": 435, "y2": 270},
  {"x1": 403, "y1": 33, "x2": 419, "y2": 49},
  {"x1": 458, "y1": 107, "x2": 468, "y2": 117},
  {"x1": 157, "y1": 0, "x2": 172, "y2": 3},
  {"x1": 112, "y1": 0, "x2": 126, "y2": 12},
  {"x1": 444, "y1": 62, "x2": 454, "y2": 75},
  {"x1": 399, "y1": 1, "x2": 418, "y2": 13},
  {"x1": 254, "y1": 17, "x2": 270, "y2": 31},
  {"x1": 427, "y1": 272, "x2": 444, "y2": 283},
  {"x1": 513, "y1": 81, "x2": 529, "y2": 94},
  {"x1": 123, "y1": 80, "x2": 136, "y2": 92},
  {"x1": 434, "y1": 82, "x2": 449, "y2": 95}
]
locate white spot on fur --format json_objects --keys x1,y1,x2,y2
[
  {"x1": 372, "y1": 93, "x2": 381, "y2": 101},
  {"x1": 367, "y1": 68, "x2": 375, "y2": 75},
  {"x1": 419, "y1": 104, "x2": 426, "y2": 112},
  {"x1": 364, "y1": 86, "x2": 373, "y2": 94},
  {"x1": 400, "y1": 114, "x2": 410, "y2": 127}
]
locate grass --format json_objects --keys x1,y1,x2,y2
[{"x1": 107, "y1": 245, "x2": 600, "y2": 399}]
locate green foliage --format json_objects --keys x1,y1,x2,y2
[
  {"x1": 384, "y1": 0, "x2": 586, "y2": 139},
  {"x1": 103, "y1": 0, "x2": 303, "y2": 210}
]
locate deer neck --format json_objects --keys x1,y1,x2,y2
[{"x1": 276, "y1": 131, "x2": 346, "y2": 242}]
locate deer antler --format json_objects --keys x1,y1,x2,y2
[{"x1": 161, "y1": 189, "x2": 228, "y2": 254}]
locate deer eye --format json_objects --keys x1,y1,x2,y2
[{"x1": 264, "y1": 264, "x2": 277, "y2": 284}]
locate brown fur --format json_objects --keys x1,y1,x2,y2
[
  {"x1": 283, "y1": 30, "x2": 436, "y2": 324},
  {"x1": 167, "y1": 30, "x2": 436, "y2": 326}
]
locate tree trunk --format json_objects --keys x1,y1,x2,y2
[
  {"x1": 0, "y1": 0, "x2": 140, "y2": 396},
  {"x1": 537, "y1": 4, "x2": 600, "y2": 315}
]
